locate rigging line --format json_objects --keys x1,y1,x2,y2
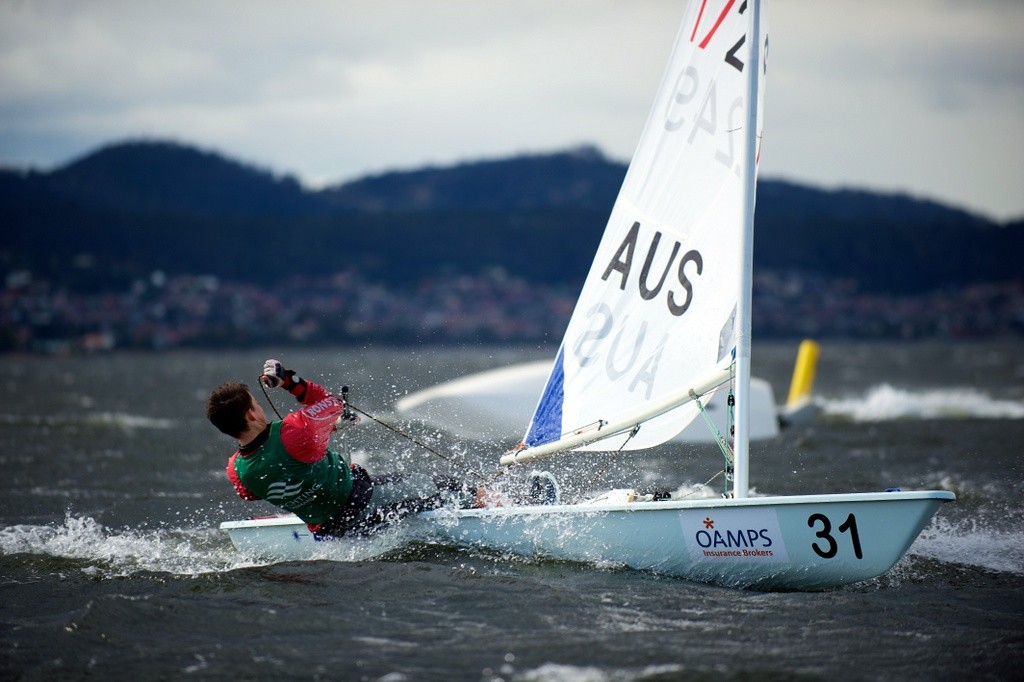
[
  {"x1": 257, "y1": 377, "x2": 284, "y2": 420},
  {"x1": 690, "y1": 377, "x2": 736, "y2": 496},
  {"x1": 693, "y1": 393, "x2": 734, "y2": 464},
  {"x1": 675, "y1": 469, "x2": 727, "y2": 500},
  {"x1": 725, "y1": 362, "x2": 736, "y2": 495},
  {"x1": 699, "y1": 364, "x2": 738, "y2": 479},
  {"x1": 345, "y1": 401, "x2": 496, "y2": 485},
  {"x1": 585, "y1": 424, "x2": 641, "y2": 491},
  {"x1": 257, "y1": 376, "x2": 496, "y2": 485}
]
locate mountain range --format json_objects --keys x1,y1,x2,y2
[{"x1": 1, "y1": 140, "x2": 1020, "y2": 295}]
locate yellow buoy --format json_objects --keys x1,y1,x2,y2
[{"x1": 786, "y1": 339, "x2": 820, "y2": 407}]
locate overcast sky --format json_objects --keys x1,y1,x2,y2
[{"x1": 1, "y1": 0, "x2": 1021, "y2": 221}]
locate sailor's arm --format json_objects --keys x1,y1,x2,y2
[
  {"x1": 226, "y1": 454, "x2": 260, "y2": 500},
  {"x1": 261, "y1": 359, "x2": 345, "y2": 464}
]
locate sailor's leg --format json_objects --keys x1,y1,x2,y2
[
  {"x1": 355, "y1": 472, "x2": 465, "y2": 528},
  {"x1": 527, "y1": 470, "x2": 560, "y2": 505}
]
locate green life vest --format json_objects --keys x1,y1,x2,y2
[{"x1": 233, "y1": 421, "x2": 353, "y2": 525}]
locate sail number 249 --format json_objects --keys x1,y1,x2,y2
[{"x1": 807, "y1": 513, "x2": 864, "y2": 560}]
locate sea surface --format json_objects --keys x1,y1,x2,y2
[{"x1": 2, "y1": 341, "x2": 1022, "y2": 681}]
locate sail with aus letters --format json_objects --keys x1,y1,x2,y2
[{"x1": 522, "y1": 0, "x2": 765, "y2": 457}]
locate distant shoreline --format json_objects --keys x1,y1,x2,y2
[{"x1": 4, "y1": 270, "x2": 1020, "y2": 355}]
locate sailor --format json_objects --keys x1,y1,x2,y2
[{"x1": 205, "y1": 359, "x2": 471, "y2": 537}]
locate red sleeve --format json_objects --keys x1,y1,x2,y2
[
  {"x1": 279, "y1": 381, "x2": 344, "y2": 464},
  {"x1": 284, "y1": 376, "x2": 332, "y2": 406},
  {"x1": 227, "y1": 453, "x2": 260, "y2": 501}
]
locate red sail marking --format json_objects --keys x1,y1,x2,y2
[{"x1": 691, "y1": 0, "x2": 736, "y2": 49}]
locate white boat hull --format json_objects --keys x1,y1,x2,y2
[{"x1": 221, "y1": 490, "x2": 953, "y2": 590}]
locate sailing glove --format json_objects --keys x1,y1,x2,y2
[{"x1": 261, "y1": 359, "x2": 299, "y2": 389}]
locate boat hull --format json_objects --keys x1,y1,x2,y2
[
  {"x1": 220, "y1": 515, "x2": 344, "y2": 559},
  {"x1": 221, "y1": 490, "x2": 953, "y2": 590},
  {"x1": 422, "y1": 491, "x2": 953, "y2": 590}
]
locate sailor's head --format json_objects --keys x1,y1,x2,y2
[{"x1": 206, "y1": 382, "x2": 264, "y2": 438}]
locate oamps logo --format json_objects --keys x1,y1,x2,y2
[
  {"x1": 694, "y1": 516, "x2": 774, "y2": 553},
  {"x1": 680, "y1": 508, "x2": 789, "y2": 562}
]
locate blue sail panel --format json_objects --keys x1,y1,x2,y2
[{"x1": 524, "y1": 348, "x2": 565, "y2": 447}]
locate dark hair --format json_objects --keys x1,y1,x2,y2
[{"x1": 206, "y1": 382, "x2": 253, "y2": 438}]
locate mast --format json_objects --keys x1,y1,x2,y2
[{"x1": 733, "y1": 0, "x2": 762, "y2": 500}]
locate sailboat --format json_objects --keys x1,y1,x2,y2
[
  {"x1": 393, "y1": 338, "x2": 822, "y2": 443},
  {"x1": 222, "y1": 0, "x2": 953, "y2": 589}
]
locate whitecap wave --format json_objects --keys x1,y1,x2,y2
[
  {"x1": 909, "y1": 515, "x2": 1024, "y2": 575},
  {"x1": 0, "y1": 513, "x2": 418, "y2": 577},
  {"x1": 820, "y1": 384, "x2": 1024, "y2": 422},
  {"x1": 514, "y1": 662, "x2": 686, "y2": 682},
  {"x1": 0, "y1": 412, "x2": 175, "y2": 429},
  {"x1": 0, "y1": 514, "x2": 262, "y2": 577},
  {"x1": 87, "y1": 412, "x2": 176, "y2": 429}
]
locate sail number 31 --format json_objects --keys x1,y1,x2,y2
[{"x1": 807, "y1": 513, "x2": 864, "y2": 560}]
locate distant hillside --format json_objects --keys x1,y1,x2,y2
[
  {"x1": 41, "y1": 140, "x2": 319, "y2": 217},
  {"x1": 754, "y1": 182, "x2": 1012, "y2": 293},
  {"x1": 1, "y1": 139, "x2": 1020, "y2": 295},
  {"x1": 321, "y1": 145, "x2": 623, "y2": 213}
]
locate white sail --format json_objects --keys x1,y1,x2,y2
[{"x1": 523, "y1": 0, "x2": 768, "y2": 453}]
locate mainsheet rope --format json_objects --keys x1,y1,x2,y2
[{"x1": 258, "y1": 377, "x2": 498, "y2": 485}]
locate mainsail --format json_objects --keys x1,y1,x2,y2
[{"x1": 523, "y1": 0, "x2": 768, "y2": 454}]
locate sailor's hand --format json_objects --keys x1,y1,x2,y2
[
  {"x1": 334, "y1": 412, "x2": 361, "y2": 430},
  {"x1": 261, "y1": 359, "x2": 286, "y2": 388}
]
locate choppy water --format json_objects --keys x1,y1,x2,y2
[{"x1": 2, "y1": 342, "x2": 1022, "y2": 680}]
